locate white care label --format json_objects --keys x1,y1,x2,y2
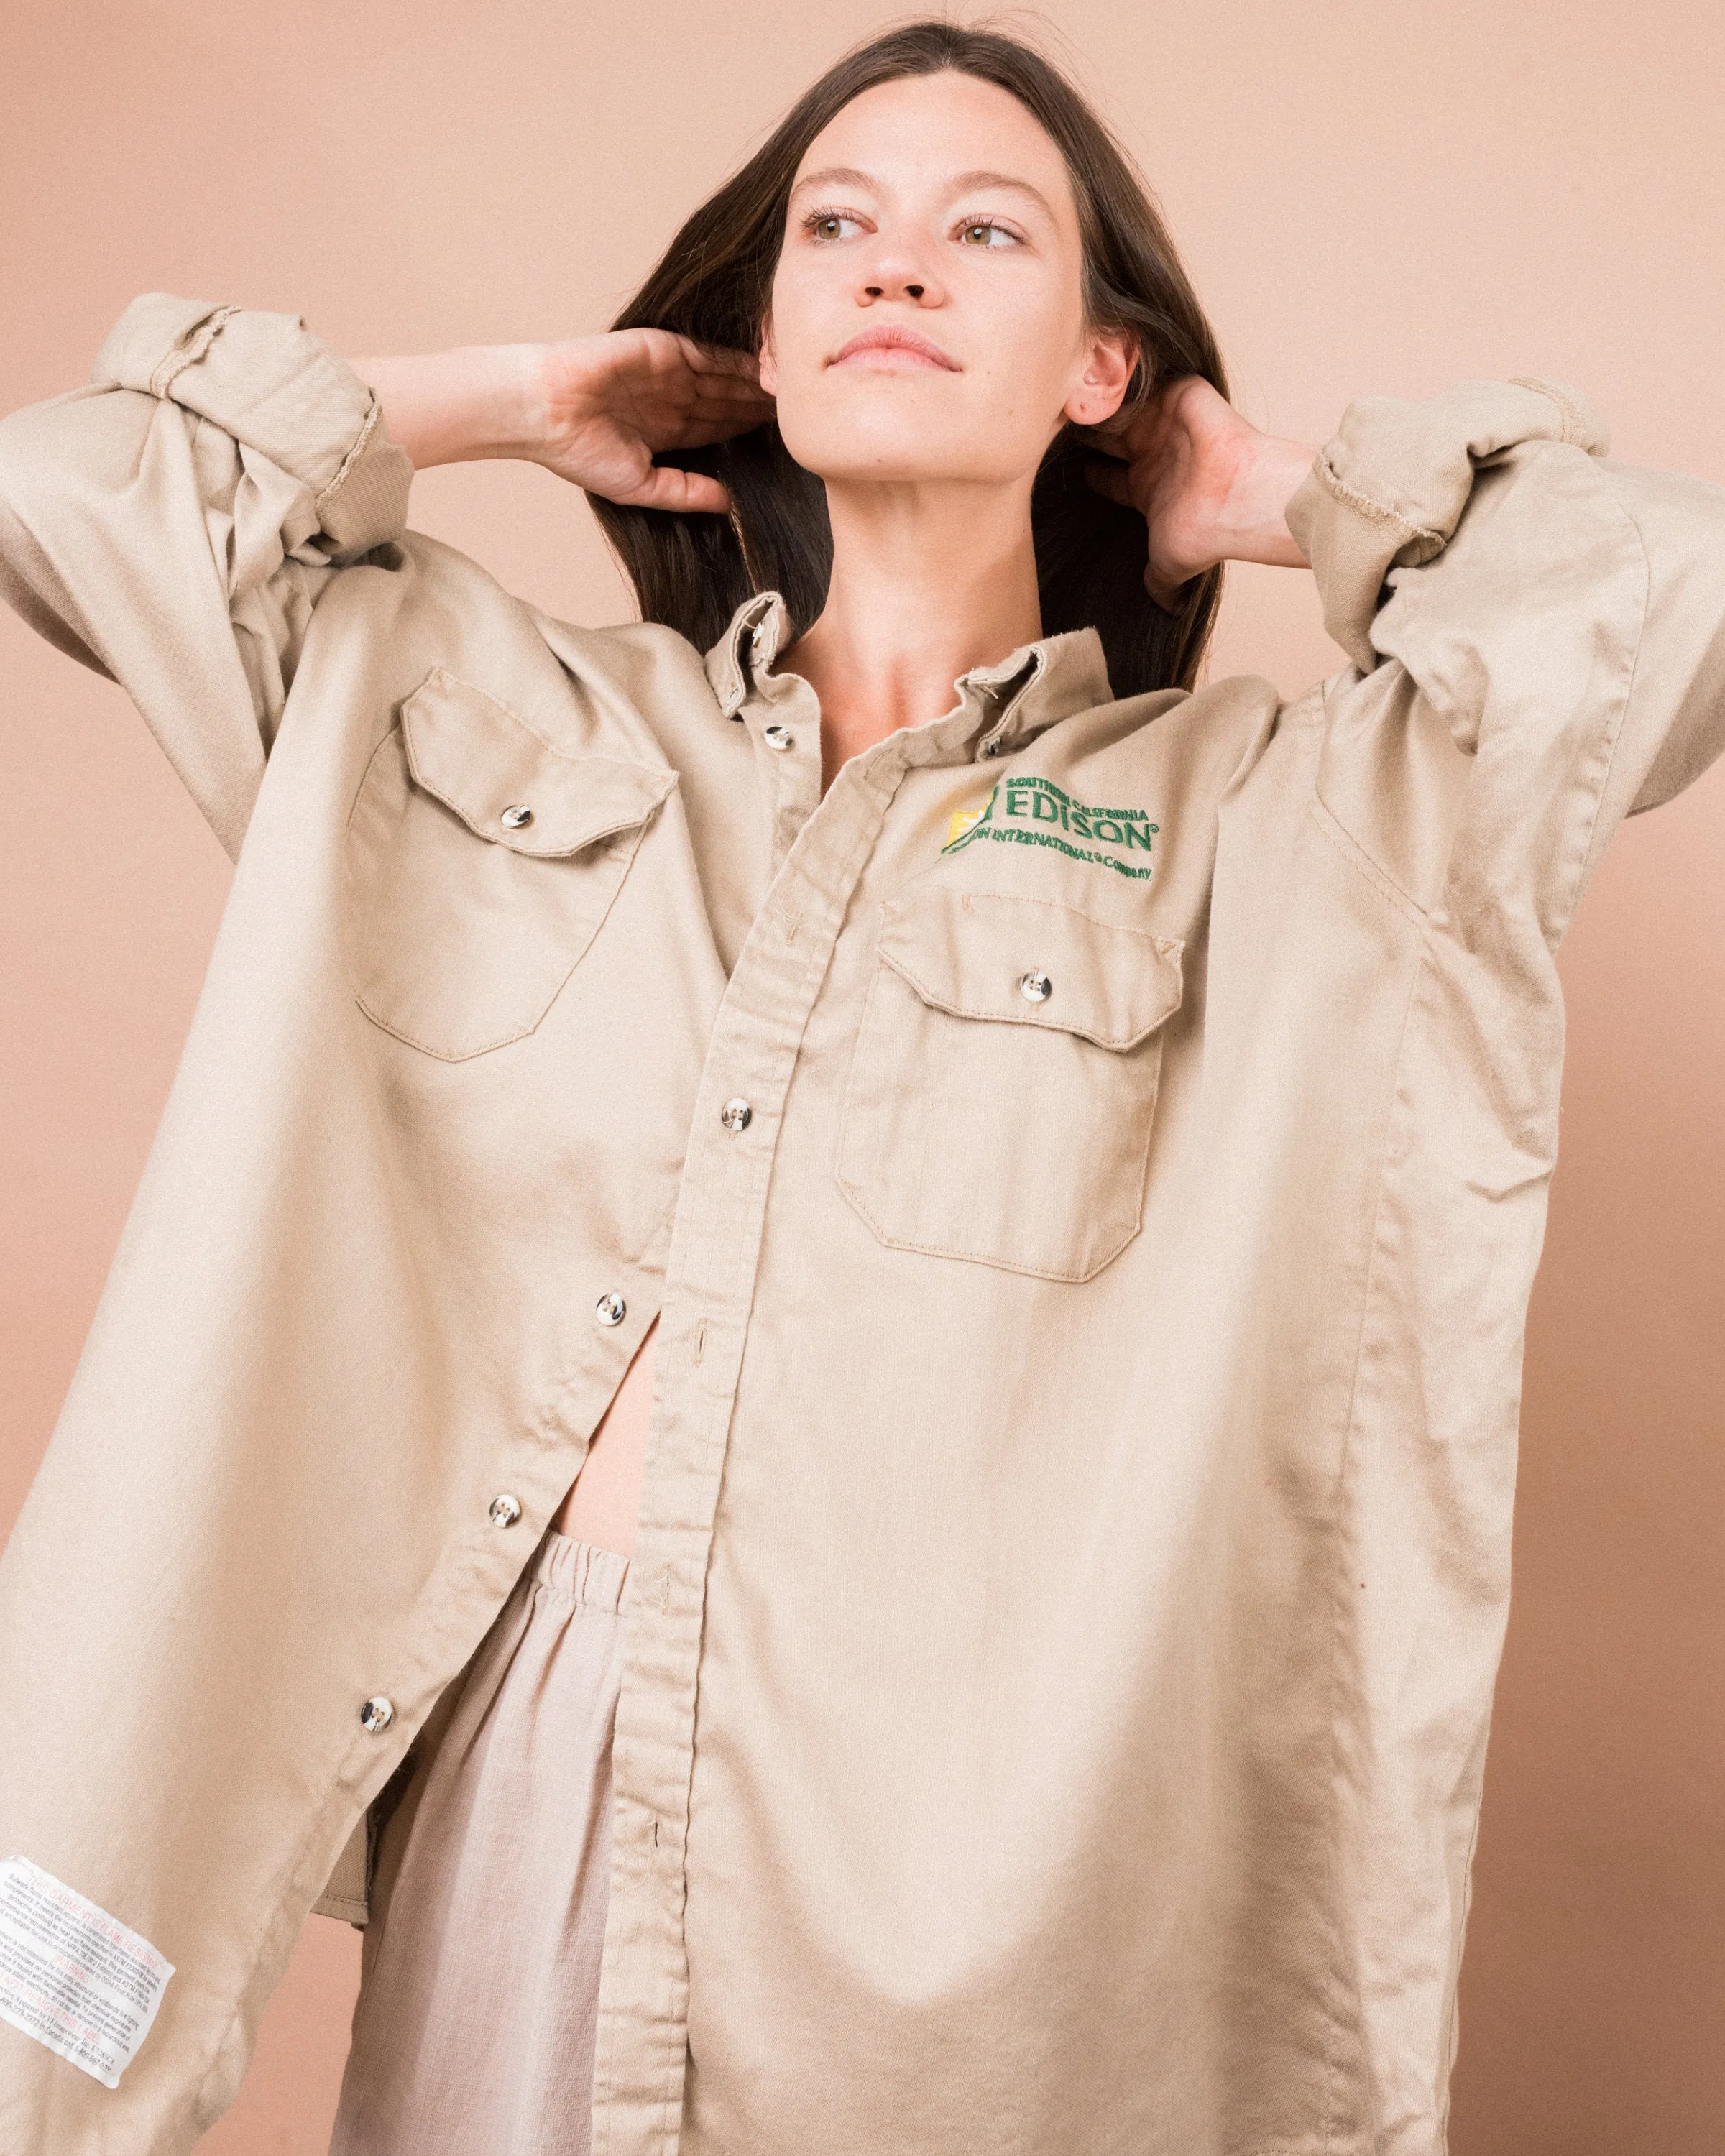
[{"x1": 0, "y1": 1857, "x2": 175, "y2": 2088}]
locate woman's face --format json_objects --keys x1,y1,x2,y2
[{"x1": 762, "y1": 71, "x2": 1135, "y2": 489}]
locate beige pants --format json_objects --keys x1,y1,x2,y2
[{"x1": 329, "y1": 1531, "x2": 631, "y2": 2156}]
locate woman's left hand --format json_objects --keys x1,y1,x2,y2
[{"x1": 1082, "y1": 376, "x2": 1316, "y2": 608}]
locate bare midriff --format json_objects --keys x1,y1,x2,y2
[{"x1": 553, "y1": 1317, "x2": 658, "y2": 1557}]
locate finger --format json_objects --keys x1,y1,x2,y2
[
  {"x1": 612, "y1": 464, "x2": 732, "y2": 515},
  {"x1": 1085, "y1": 458, "x2": 1138, "y2": 509},
  {"x1": 674, "y1": 336, "x2": 765, "y2": 385},
  {"x1": 635, "y1": 364, "x2": 773, "y2": 433},
  {"x1": 684, "y1": 366, "x2": 775, "y2": 406},
  {"x1": 684, "y1": 382, "x2": 776, "y2": 423}
]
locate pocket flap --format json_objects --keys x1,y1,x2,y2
[
  {"x1": 402, "y1": 668, "x2": 675, "y2": 857},
  {"x1": 878, "y1": 889, "x2": 1182, "y2": 1049}
]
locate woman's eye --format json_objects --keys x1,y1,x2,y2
[
  {"x1": 956, "y1": 221, "x2": 1019, "y2": 248},
  {"x1": 806, "y1": 211, "x2": 862, "y2": 242}
]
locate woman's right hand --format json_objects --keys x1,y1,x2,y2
[
  {"x1": 358, "y1": 331, "x2": 774, "y2": 514},
  {"x1": 533, "y1": 331, "x2": 774, "y2": 511}
]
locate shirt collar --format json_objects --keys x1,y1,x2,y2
[{"x1": 702, "y1": 591, "x2": 1113, "y2": 760}]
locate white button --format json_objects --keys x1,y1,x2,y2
[
  {"x1": 763, "y1": 724, "x2": 794, "y2": 751},
  {"x1": 982, "y1": 739, "x2": 1003, "y2": 758},
  {"x1": 500, "y1": 803, "x2": 533, "y2": 829},
  {"x1": 489, "y1": 1493, "x2": 523, "y2": 1529},
  {"x1": 1018, "y1": 970, "x2": 1052, "y2": 1004},
  {"x1": 359, "y1": 1696, "x2": 395, "y2": 1733},
  {"x1": 596, "y1": 1291, "x2": 627, "y2": 1327},
  {"x1": 720, "y1": 1097, "x2": 753, "y2": 1133}
]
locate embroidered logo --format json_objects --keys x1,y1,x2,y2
[{"x1": 942, "y1": 775, "x2": 1159, "y2": 880}]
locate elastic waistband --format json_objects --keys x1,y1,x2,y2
[{"x1": 534, "y1": 1529, "x2": 630, "y2": 1615}]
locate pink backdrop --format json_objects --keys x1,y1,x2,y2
[{"x1": 1, "y1": 3, "x2": 1721, "y2": 2148}]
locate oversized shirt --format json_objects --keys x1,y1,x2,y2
[{"x1": 1, "y1": 295, "x2": 1723, "y2": 2156}]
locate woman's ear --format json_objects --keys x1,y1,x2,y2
[
  {"x1": 758, "y1": 315, "x2": 779, "y2": 400},
  {"x1": 1064, "y1": 329, "x2": 1138, "y2": 429}
]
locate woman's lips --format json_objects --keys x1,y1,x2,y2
[{"x1": 829, "y1": 326, "x2": 960, "y2": 372}]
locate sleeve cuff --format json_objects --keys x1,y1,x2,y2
[
  {"x1": 91, "y1": 294, "x2": 412, "y2": 553},
  {"x1": 1286, "y1": 377, "x2": 1609, "y2": 670}
]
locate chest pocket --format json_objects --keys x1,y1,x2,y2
[
  {"x1": 344, "y1": 668, "x2": 675, "y2": 1062},
  {"x1": 836, "y1": 888, "x2": 1184, "y2": 1282}
]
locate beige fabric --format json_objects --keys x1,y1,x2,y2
[
  {"x1": 329, "y1": 1531, "x2": 630, "y2": 2156},
  {"x1": 1, "y1": 295, "x2": 1724, "y2": 2156}
]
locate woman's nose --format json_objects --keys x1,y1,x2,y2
[{"x1": 857, "y1": 250, "x2": 943, "y2": 307}]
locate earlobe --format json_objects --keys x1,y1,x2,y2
[
  {"x1": 1064, "y1": 330, "x2": 1137, "y2": 428},
  {"x1": 758, "y1": 321, "x2": 778, "y2": 399},
  {"x1": 1065, "y1": 384, "x2": 1128, "y2": 428}
]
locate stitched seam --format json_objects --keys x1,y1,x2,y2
[
  {"x1": 1508, "y1": 374, "x2": 1591, "y2": 448},
  {"x1": 309, "y1": 1894, "x2": 367, "y2": 1922},
  {"x1": 837, "y1": 1169, "x2": 1144, "y2": 1282},
  {"x1": 1308, "y1": 797, "x2": 1428, "y2": 927},
  {"x1": 1314, "y1": 936, "x2": 1432, "y2": 2152},
  {"x1": 352, "y1": 823, "x2": 649, "y2": 1061},
  {"x1": 147, "y1": 303, "x2": 241, "y2": 397},
  {"x1": 653, "y1": 786, "x2": 893, "y2": 2151},
  {"x1": 880, "y1": 891, "x2": 1179, "y2": 1047},
  {"x1": 402, "y1": 669, "x2": 675, "y2": 842},
  {"x1": 410, "y1": 665, "x2": 616, "y2": 763},
  {"x1": 1437, "y1": 1804, "x2": 1484, "y2": 2145},
  {"x1": 344, "y1": 714, "x2": 663, "y2": 1061},
  {"x1": 315, "y1": 397, "x2": 382, "y2": 517},
  {"x1": 834, "y1": 957, "x2": 1162, "y2": 1281},
  {"x1": 976, "y1": 643, "x2": 1046, "y2": 756},
  {"x1": 880, "y1": 959, "x2": 1165, "y2": 1048},
  {"x1": 1550, "y1": 460, "x2": 1652, "y2": 919},
  {"x1": 1314, "y1": 451, "x2": 1443, "y2": 549}
]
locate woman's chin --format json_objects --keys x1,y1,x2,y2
[{"x1": 784, "y1": 428, "x2": 1033, "y2": 494}]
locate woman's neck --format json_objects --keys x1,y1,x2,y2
[{"x1": 782, "y1": 477, "x2": 1045, "y2": 790}]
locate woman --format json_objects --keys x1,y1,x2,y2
[{"x1": 0, "y1": 19, "x2": 1720, "y2": 2156}]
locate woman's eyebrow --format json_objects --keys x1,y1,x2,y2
[
  {"x1": 787, "y1": 166, "x2": 1056, "y2": 218},
  {"x1": 788, "y1": 167, "x2": 878, "y2": 201},
  {"x1": 946, "y1": 170, "x2": 1057, "y2": 218}
]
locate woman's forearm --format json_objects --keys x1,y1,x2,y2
[{"x1": 352, "y1": 344, "x2": 548, "y2": 470}]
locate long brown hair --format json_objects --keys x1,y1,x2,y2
[{"x1": 589, "y1": 22, "x2": 1227, "y2": 699}]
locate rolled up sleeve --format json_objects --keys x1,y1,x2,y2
[
  {"x1": 1288, "y1": 375, "x2": 1725, "y2": 943},
  {"x1": 0, "y1": 296, "x2": 413, "y2": 853}
]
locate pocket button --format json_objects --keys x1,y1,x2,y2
[
  {"x1": 500, "y1": 803, "x2": 534, "y2": 829},
  {"x1": 1018, "y1": 970, "x2": 1053, "y2": 1004}
]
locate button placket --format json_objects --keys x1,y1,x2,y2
[
  {"x1": 740, "y1": 675, "x2": 824, "y2": 871},
  {"x1": 602, "y1": 742, "x2": 911, "y2": 2136}
]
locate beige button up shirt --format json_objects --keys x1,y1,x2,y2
[{"x1": 1, "y1": 296, "x2": 1722, "y2": 2156}]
